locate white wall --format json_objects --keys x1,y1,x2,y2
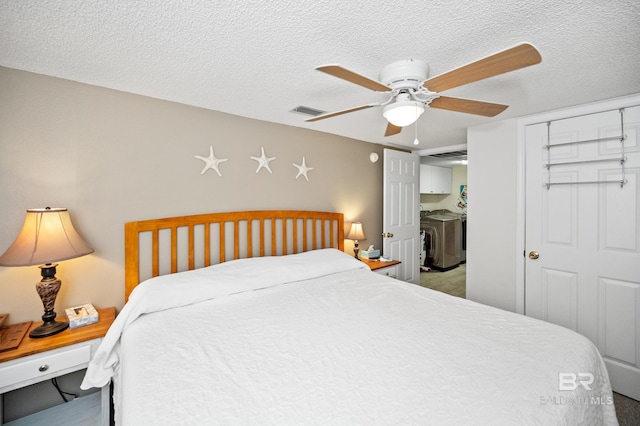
[
  {"x1": 466, "y1": 94, "x2": 640, "y2": 314},
  {"x1": 466, "y1": 119, "x2": 518, "y2": 312}
]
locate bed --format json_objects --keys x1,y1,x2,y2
[{"x1": 81, "y1": 210, "x2": 618, "y2": 425}]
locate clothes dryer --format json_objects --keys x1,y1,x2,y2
[
  {"x1": 425, "y1": 209, "x2": 466, "y2": 264},
  {"x1": 420, "y1": 215, "x2": 461, "y2": 270}
]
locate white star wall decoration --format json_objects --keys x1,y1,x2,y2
[
  {"x1": 250, "y1": 146, "x2": 276, "y2": 174},
  {"x1": 194, "y1": 145, "x2": 228, "y2": 177},
  {"x1": 293, "y1": 157, "x2": 314, "y2": 181}
]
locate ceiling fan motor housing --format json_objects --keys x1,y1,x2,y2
[{"x1": 379, "y1": 59, "x2": 429, "y2": 90}]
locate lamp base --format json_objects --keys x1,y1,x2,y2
[
  {"x1": 29, "y1": 319, "x2": 68, "y2": 338},
  {"x1": 30, "y1": 263, "x2": 68, "y2": 339}
]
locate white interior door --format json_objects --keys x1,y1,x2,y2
[
  {"x1": 383, "y1": 148, "x2": 420, "y2": 283},
  {"x1": 525, "y1": 105, "x2": 640, "y2": 400}
]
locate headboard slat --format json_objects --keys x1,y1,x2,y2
[
  {"x1": 257, "y1": 218, "x2": 263, "y2": 257},
  {"x1": 312, "y1": 219, "x2": 317, "y2": 250},
  {"x1": 204, "y1": 224, "x2": 211, "y2": 267},
  {"x1": 271, "y1": 217, "x2": 277, "y2": 255},
  {"x1": 170, "y1": 227, "x2": 178, "y2": 274},
  {"x1": 282, "y1": 218, "x2": 288, "y2": 256},
  {"x1": 302, "y1": 218, "x2": 308, "y2": 252},
  {"x1": 124, "y1": 210, "x2": 344, "y2": 301},
  {"x1": 188, "y1": 225, "x2": 195, "y2": 270},
  {"x1": 321, "y1": 219, "x2": 326, "y2": 248},
  {"x1": 247, "y1": 219, "x2": 253, "y2": 258},
  {"x1": 234, "y1": 220, "x2": 240, "y2": 260},
  {"x1": 219, "y1": 222, "x2": 226, "y2": 264},
  {"x1": 152, "y1": 229, "x2": 159, "y2": 277}
]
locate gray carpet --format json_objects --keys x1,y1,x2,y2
[
  {"x1": 614, "y1": 392, "x2": 640, "y2": 425},
  {"x1": 419, "y1": 263, "x2": 466, "y2": 298}
]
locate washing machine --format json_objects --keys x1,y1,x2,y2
[{"x1": 420, "y1": 214, "x2": 461, "y2": 270}]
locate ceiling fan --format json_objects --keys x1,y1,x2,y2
[{"x1": 305, "y1": 43, "x2": 542, "y2": 137}]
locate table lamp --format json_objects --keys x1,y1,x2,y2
[
  {"x1": 346, "y1": 222, "x2": 366, "y2": 259},
  {"x1": 0, "y1": 208, "x2": 94, "y2": 338}
]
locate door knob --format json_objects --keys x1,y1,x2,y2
[
  {"x1": 381, "y1": 232, "x2": 394, "y2": 238},
  {"x1": 529, "y1": 251, "x2": 540, "y2": 259}
]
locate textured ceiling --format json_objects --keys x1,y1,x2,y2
[{"x1": 1, "y1": 1, "x2": 639, "y2": 152}]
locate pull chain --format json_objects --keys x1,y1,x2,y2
[{"x1": 413, "y1": 106, "x2": 419, "y2": 145}]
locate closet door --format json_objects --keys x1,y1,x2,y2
[{"x1": 525, "y1": 105, "x2": 640, "y2": 400}]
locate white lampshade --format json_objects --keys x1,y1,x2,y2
[
  {"x1": 347, "y1": 222, "x2": 366, "y2": 241},
  {"x1": 382, "y1": 101, "x2": 425, "y2": 127},
  {"x1": 0, "y1": 208, "x2": 94, "y2": 266}
]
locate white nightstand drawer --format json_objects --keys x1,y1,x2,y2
[
  {"x1": 0, "y1": 344, "x2": 91, "y2": 389},
  {"x1": 374, "y1": 265, "x2": 398, "y2": 278}
]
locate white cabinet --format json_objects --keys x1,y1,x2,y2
[{"x1": 420, "y1": 165, "x2": 452, "y2": 194}]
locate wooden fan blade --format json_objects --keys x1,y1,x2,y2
[
  {"x1": 385, "y1": 122, "x2": 402, "y2": 136},
  {"x1": 316, "y1": 65, "x2": 390, "y2": 92},
  {"x1": 423, "y1": 43, "x2": 542, "y2": 93},
  {"x1": 429, "y1": 96, "x2": 508, "y2": 117},
  {"x1": 305, "y1": 104, "x2": 376, "y2": 122}
]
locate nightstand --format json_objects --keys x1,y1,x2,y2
[
  {"x1": 0, "y1": 307, "x2": 115, "y2": 426},
  {"x1": 359, "y1": 258, "x2": 401, "y2": 278}
]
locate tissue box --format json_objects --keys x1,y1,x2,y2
[
  {"x1": 360, "y1": 249, "x2": 380, "y2": 259},
  {"x1": 65, "y1": 304, "x2": 99, "y2": 329}
]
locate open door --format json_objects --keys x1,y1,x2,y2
[{"x1": 383, "y1": 148, "x2": 420, "y2": 283}]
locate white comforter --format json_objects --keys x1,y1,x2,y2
[{"x1": 82, "y1": 249, "x2": 618, "y2": 425}]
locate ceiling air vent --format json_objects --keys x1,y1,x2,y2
[
  {"x1": 290, "y1": 106, "x2": 326, "y2": 117},
  {"x1": 428, "y1": 150, "x2": 467, "y2": 159},
  {"x1": 421, "y1": 150, "x2": 468, "y2": 167}
]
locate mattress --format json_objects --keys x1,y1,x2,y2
[{"x1": 82, "y1": 249, "x2": 618, "y2": 425}]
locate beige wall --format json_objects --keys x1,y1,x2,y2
[{"x1": 0, "y1": 67, "x2": 386, "y2": 322}]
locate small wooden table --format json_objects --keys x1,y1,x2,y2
[
  {"x1": 0, "y1": 307, "x2": 115, "y2": 425},
  {"x1": 359, "y1": 258, "x2": 401, "y2": 278}
]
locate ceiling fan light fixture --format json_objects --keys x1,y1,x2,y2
[{"x1": 382, "y1": 101, "x2": 424, "y2": 127}]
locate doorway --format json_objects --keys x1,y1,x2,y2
[{"x1": 418, "y1": 148, "x2": 467, "y2": 298}]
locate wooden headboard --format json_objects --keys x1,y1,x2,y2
[{"x1": 124, "y1": 210, "x2": 344, "y2": 300}]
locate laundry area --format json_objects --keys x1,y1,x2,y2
[
  {"x1": 420, "y1": 209, "x2": 466, "y2": 297},
  {"x1": 418, "y1": 153, "x2": 467, "y2": 298}
]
